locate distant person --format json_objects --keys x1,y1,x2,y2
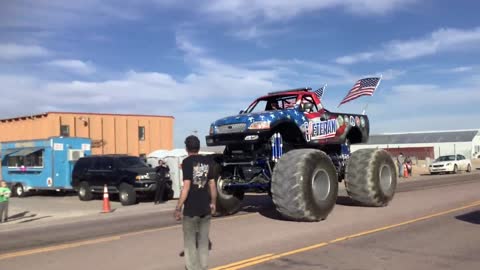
[
  {"x1": 174, "y1": 135, "x2": 217, "y2": 270},
  {"x1": 405, "y1": 156, "x2": 413, "y2": 176},
  {"x1": 397, "y1": 153, "x2": 405, "y2": 177},
  {"x1": 153, "y1": 160, "x2": 169, "y2": 205},
  {"x1": 0, "y1": 181, "x2": 12, "y2": 223}
]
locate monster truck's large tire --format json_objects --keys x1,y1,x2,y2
[
  {"x1": 271, "y1": 149, "x2": 338, "y2": 222},
  {"x1": 344, "y1": 148, "x2": 397, "y2": 207},
  {"x1": 215, "y1": 177, "x2": 244, "y2": 216},
  {"x1": 213, "y1": 163, "x2": 244, "y2": 216}
]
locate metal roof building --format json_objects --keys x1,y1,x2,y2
[{"x1": 351, "y1": 129, "x2": 480, "y2": 160}]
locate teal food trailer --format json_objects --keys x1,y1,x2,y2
[{"x1": 0, "y1": 137, "x2": 92, "y2": 196}]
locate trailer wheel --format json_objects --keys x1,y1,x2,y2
[
  {"x1": 271, "y1": 149, "x2": 338, "y2": 222},
  {"x1": 344, "y1": 148, "x2": 397, "y2": 206},
  {"x1": 13, "y1": 183, "x2": 28, "y2": 198},
  {"x1": 78, "y1": 181, "x2": 93, "y2": 201},
  {"x1": 119, "y1": 183, "x2": 137, "y2": 206}
]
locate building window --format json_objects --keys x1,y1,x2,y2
[
  {"x1": 60, "y1": 125, "x2": 70, "y2": 137},
  {"x1": 138, "y1": 126, "x2": 145, "y2": 141}
]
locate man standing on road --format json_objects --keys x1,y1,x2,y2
[
  {"x1": 0, "y1": 180, "x2": 12, "y2": 223},
  {"x1": 174, "y1": 135, "x2": 217, "y2": 270},
  {"x1": 397, "y1": 152, "x2": 405, "y2": 178},
  {"x1": 154, "y1": 159, "x2": 169, "y2": 205}
]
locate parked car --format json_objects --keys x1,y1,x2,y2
[
  {"x1": 72, "y1": 154, "x2": 173, "y2": 205},
  {"x1": 428, "y1": 154, "x2": 472, "y2": 175}
]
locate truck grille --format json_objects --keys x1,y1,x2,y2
[
  {"x1": 148, "y1": 172, "x2": 159, "y2": 179},
  {"x1": 216, "y1": 123, "x2": 246, "y2": 134}
]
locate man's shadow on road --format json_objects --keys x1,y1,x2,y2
[{"x1": 4, "y1": 211, "x2": 53, "y2": 224}]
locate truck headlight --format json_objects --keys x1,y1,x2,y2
[
  {"x1": 446, "y1": 163, "x2": 451, "y2": 166},
  {"x1": 136, "y1": 174, "x2": 149, "y2": 180},
  {"x1": 248, "y1": 121, "x2": 270, "y2": 130}
]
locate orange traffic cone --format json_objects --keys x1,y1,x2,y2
[
  {"x1": 403, "y1": 164, "x2": 409, "y2": 178},
  {"x1": 102, "y1": 184, "x2": 112, "y2": 213}
]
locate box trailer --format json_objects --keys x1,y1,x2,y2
[{"x1": 0, "y1": 137, "x2": 92, "y2": 197}]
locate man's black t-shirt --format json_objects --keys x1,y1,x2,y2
[{"x1": 182, "y1": 154, "x2": 214, "y2": 217}]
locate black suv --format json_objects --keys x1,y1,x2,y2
[{"x1": 72, "y1": 155, "x2": 173, "y2": 205}]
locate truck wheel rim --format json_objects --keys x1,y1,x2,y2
[
  {"x1": 379, "y1": 164, "x2": 392, "y2": 194},
  {"x1": 217, "y1": 177, "x2": 232, "y2": 199},
  {"x1": 121, "y1": 192, "x2": 128, "y2": 201},
  {"x1": 79, "y1": 188, "x2": 85, "y2": 197},
  {"x1": 311, "y1": 169, "x2": 331, "y2": 203},
  {"x1": 16, "y1": 186, "x2": 23, "y2": 195}
]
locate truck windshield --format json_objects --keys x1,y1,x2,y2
[
  {"x1": 118, "y1": 157, "x2": 149, "y2": 168},
  {"x1": 246, "y1": 95, "x2": 298, "y2": 113}
]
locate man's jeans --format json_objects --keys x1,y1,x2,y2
[
  {"x1": 0, "y1": 201, "x2": 8, "y2": 223},
  {"x1": 183, "y1": 215, "x2": 211, "y2": 270}
]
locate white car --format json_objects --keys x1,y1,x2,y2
[{"x1": 429, "y1": 154, "x2": 472, "y2": 174}]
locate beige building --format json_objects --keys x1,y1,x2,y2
[{"x1": 0, "y1": 112, "x2": 174, "y2": 157}]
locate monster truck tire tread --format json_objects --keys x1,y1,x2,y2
[
  {"x1": 271, "y1": 149, "x2": 338, "y2": 222},
  {"x1": 344, "y1": 148, "x2": 397, "y2": 207}
]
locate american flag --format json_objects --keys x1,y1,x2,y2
[
  {"x1": 338, "y1": 77, "x2": 381, "y2": 107},
  {"x1": 313, "y1": 84, "x2": 326, "y2": 99}
]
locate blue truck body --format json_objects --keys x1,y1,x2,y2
[{"x1": 0, "y1": 137, "x2": 92, "y2": 195}]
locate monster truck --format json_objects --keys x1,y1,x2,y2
[{"x1": 205, "y1": 87, "x2": 397, "y2": 222}]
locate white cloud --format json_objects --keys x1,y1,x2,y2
[
  {"x1": 450, "y1": 66, "x2": 473, "y2": 73},
  {"x1": 0, "y1": 55, "x2": 407, "y2": 147},
  {"x1": 372, "y1": 69, "x2": 406, "y2": 80},
  {"x1": 336, "y1": 26, "x2": 480, "y2": 64},
  {"x1": 1, "y1": 0, "x2": 143, "y2": 29},
  {"x1": 431, "y1": 66, "x2": 475, "y2": 74},
  {"x1": 372, "y1": 113, "x2": 480, "y2": 135},
  {"x1": 46, "y1": 59, "x2": 96, "y2": 75},
  {"x1": 336, "y1": 52, "x2": 376, "y2": 65},
  {"x1": 175, "y1": 33, "x2": 205, "y2": 56},
  {"x1": 361, "y1": 82, "x2": 480, "y2": 133},
  {"x1": 0, "y1": 35, "x2": 293, "y2": 146},
  {"x1": 204, "y1": 0, "x2": 417, "y2": 22},
  {"x1": 0, "y1": 43, "x2": 50, "y2": 60},
  {"x1": 0, "y1": 67, "x2": 282, "y2": 146},
  {"x1": 248, "y1": 58, "x2": 354, "y2": 83},
  {"x1": 0, "y1": 32, "x2": 466, "y2": 149},
  {"x1": 229, "y1": 25, "x2": 290, "y2": 41}
]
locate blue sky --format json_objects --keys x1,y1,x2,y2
[{"x1": 1, "y1": 0, "x2": 479, "y2": 148}]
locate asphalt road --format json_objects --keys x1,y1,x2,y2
[
  {"x1": 1, "y1": 172, "x2": 479, "y2": 254},
  {"x1": 245, "y1": 208, "x2": 480, "y2": 270},
  {"x1": 0, "y1": 172, "x2": 479, "y2": 269}
]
